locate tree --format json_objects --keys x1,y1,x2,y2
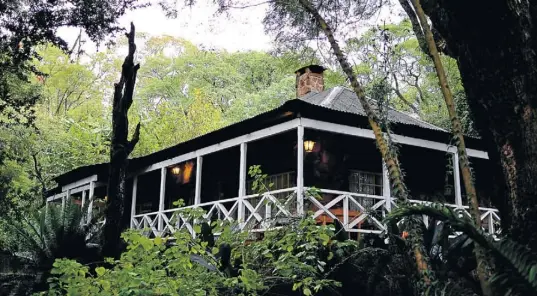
[
  {"x1": 402, "y1": 0, "x2": 537, "y2": 251},
  {"x1": 258, "y1": 0, "x2": 434, "y2": 287},
  {"x1": 0, "y1": 44, "x2": 113, "y2": 214},
  {"x1": 344, "y1": 20, "x2": 476, "y2": 135},
  {"x1": 407, "y1": 0, "x2": 491, "y2": 293},
  {"x1": 0, "y1": 73, "x2": 42, "y2": 211},
  {"x1": 0, "y1": 0, "x2": 141, "y2": 125},
  {"x1": 127, "y1": 35, "x2": 345, "y2": 155},
  {"x1": 0, "y1": 124, "x2": 41, "y2": 211},
  {"x1": 35, "y1": 46, "x2": 105, "y2": 117},
  {"x1": 102, "y1": 23, "x2": 141, "y2": 257}
]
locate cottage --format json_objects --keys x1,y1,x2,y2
[{"x1": 45, "y1": 65, "x2": 500, "y2": 238}]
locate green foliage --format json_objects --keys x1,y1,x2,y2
[
  {"x1": 386, "y1": 203, "x2": 537, "y2": 295},
  {"x1": 1, "y1": 26, "x2": 464, "y2": 214},
  {"x1": 0, "y1": 203, "x2": 102, "y2": 294},
  {"x1": 44, "y1": 230, "x2": 229, "y2": 296},
  {"x1": 344, "y1": 20, "x2": 476, "y2": 136},
  {"x1": 248, "y1": 164, "x2": 273, "y2": 193},
  {"x1": 0, "y1": 125, "x2": 40, "y2": 211},
  {"x1": 0, "y1": 0, "x2": 140, "y2": 125},
  {"x1": 44, "y1": 216, "x2": 358, "y2": 296},
  {"x1": 1, "y1": 203, "x2": 102, "y2": 267}
]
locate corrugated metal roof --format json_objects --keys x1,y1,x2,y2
[{"x1": 299, "y1": 86, "x2": 447, "y2": 132}]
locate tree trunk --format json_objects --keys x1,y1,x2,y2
[
  {"x1": 408, "y1": 0, "x2": 491, "y2": 293},
  {"x1": 103, "y1": 23, "x2": 141, "y2": 257},
  {"x1": 297, "y1": 0, "x2": 433, "y2": 286},
  {"x1": 420, "y1": 0, "x2": 537, "y2": 251}
]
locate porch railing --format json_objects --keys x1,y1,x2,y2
[{"x1": 131, "y1": 187, "x2": 501, "y2": 238}]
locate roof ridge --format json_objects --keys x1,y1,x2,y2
[{"x1": 319, "y1": 86, "x2": 344, "y2": 107}]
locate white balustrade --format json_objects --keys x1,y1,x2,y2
[{"x1": 131, "y1": 187, "x2": 501, "y2": 238}]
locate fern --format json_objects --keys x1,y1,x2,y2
[
  {"x1": 2, "y1": 203, "x2": 101, "y2": 266},
  {"x1": 425, "y1": 279, "x2": 478, "y2": 296},
  {"x1": 386, "y1": 203, "x2": 537, "y2": 294}
]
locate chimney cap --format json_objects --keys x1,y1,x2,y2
[{"x1": 295, "y1": 65, "x2": 326, "y2": 75}]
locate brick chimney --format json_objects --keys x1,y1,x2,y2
[{"x1": 295, "y1": 65, "x2": 325, "y2": 98}]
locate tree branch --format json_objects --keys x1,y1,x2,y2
[
  {"x1": 31, "y1": 153, "x2": 46, "y2": 197},
  {"x1": 392, "y1": 73, "x2": 420, "y2": 114},
  {"x1": 127, "y1": 122, "x2": 141, "y2": 154}
]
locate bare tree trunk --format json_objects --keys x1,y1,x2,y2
[
  {"x1": 103, "y1": 22, "x2": 141, "y2": 257},
  {"x1": 297, "y1": 0, "x2": 432, "y2": 285},
  {"x1": 408, "y1": 0, "x2": 491, "y2": 293},
  {"x1": 418, "y1": 0, "x2": 537, "y2": 252}
]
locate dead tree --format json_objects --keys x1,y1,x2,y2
[{"x1": 103, "y1": 22, "x2": 141, "y2": 257}]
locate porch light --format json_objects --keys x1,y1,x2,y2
[
  {"x1": 183, "y1": 161, "x2": 194, "y2": 184},
  {"x1": 171, "y1": 166, "x2": 181, "y2": 175},
  {"x1": 304, "y1": 140, "x2": 316, "y2": 153}
]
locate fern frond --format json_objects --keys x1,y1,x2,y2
[
  {"x1": 386, "y1": 203, "x2": 537, "y2": 293},
  {"x1": 44, "y1": 205, "x2": 62, "y2": 253},
  {"x1": 425, "y1": 279, "x2": 478, "y2": 296}
]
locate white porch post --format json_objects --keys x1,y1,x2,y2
[
  {"x1": 81, "y1": 190, "x2": 87, "y2": 208},
  {"x1": 63, "y1": 189, "x2": 70, "y2": 210},
  {"x1": 297, "y1": 124, "x2": 304, "y2": 216},
  {"x1": 130, "y1": 176, "x2": 138, "y2": 228},
  {"x1": 238, "y1": 143, "x2": 247, "y2": 223},
  {"x1": 79, "y1": 190, "x2": 87, "y2": 226},
  {"x1": 86, "y1": 181, "x2": 95, "y2": 223},
  {"x1": 158, "y1": 168, "x2": 167, "y2": 233},
  {"x1": 488, "y1": 212, "x2": 494, "y2": 234},
  {"x1": 45, "y1": 196, "x2": 50, "y2": 213},
  {"x1": 382, "y1": 161, "x2": 391, "y2": 212},
  {"x1": 195, "y1": 156, "x2": 203, "y2": 205},
  {"x1": 453, "y1": 152, "x2": 463, "y2": 207}
]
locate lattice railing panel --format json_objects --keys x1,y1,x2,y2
[
  {"x1": 304, "y1": 189, "x2": 387, "y2": 234},
  {"x1": 131, "y1": 187, "x2": 501, "y2": 239},
  {"x1": 242, "y1": 188, "x2": 298, "y2": 231}
]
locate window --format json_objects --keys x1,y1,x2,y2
[
  {"x1": 137, "y1": 202, "x2": 154, "y2": 214},
  {"x1": 247, "y1": 171, "x2": 296, "y2": 197},
  {"x1": 246, "y1": 171, "x2": 297, "y2": 216},
  {"x1": 348, "y1": 170, "x2": 383, "y2": 209}
]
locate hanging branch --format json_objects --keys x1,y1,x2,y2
[
  {"x1": 392, "y1": 73, "x2": 420, "y2": 115},
  {"x1": 31, "y1": 152, "x2": 47, "y2": 199},
  {"x1": 103, "y1": 22, "x2": 141, "y2": 257},
  {"x1": 408, "y1": 0, "x2": 491, "y2": 294},
  {"x1": 296, "y1": 0, "x2": 432, "y2": 285}
]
